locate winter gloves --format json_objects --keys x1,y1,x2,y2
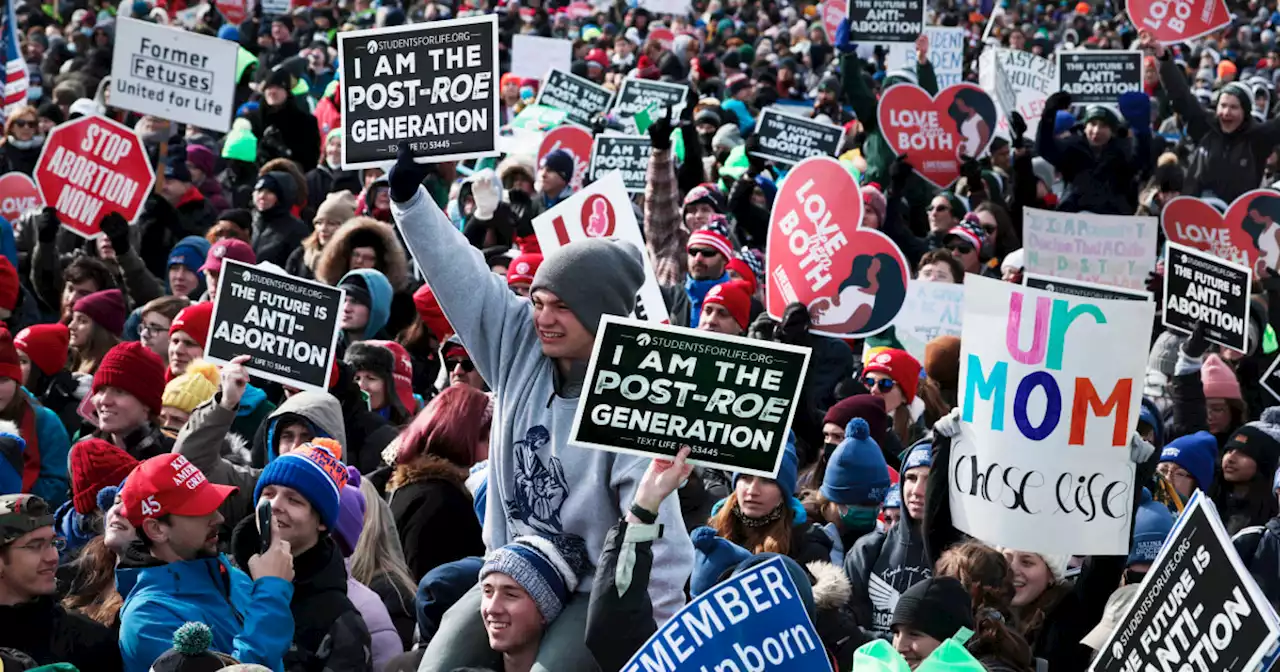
[{"x1": 388, "y1": 141, "x2": 434, "y2": 204}]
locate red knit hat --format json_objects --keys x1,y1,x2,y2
[
  {"x1": 863, "y1": 348, "x2": 922, "y2": 403},
  {"x1": 0, "y1": 257, "x2": 19, "y2": 313},
  {"x1": 93, "y1": 342, "x2": 166, "y2": 415},
  {"x1": 73, "y1": 289, "x2": 126, "y2": 336},
  {"x1": 15, "y1": 324, "x2": 69, "y2": 377},
  {"x1": 724, "y1": 257, "x2": 758, "y2": 295},
  {"x1": 0, "y1": 328, "x2": 23, "y2": 384},
  {"x1": 70, "y1": 438, "x2": 139, "y2": 514},
  {"x1": 170, "y1": 301, "x2": 214, "y2": 349},
  {"x1": 702, "y1": 280, "x2": 751, "y2": 330},
  {"x1": 413, "y1": 284, "x2": 454, "y2": 342},
  {"x1": 506, "y1": 253, "x2": 543, "y2": 286},
  {"x1": 686, "y1": 218, "x2": 734, "y2": 259}
]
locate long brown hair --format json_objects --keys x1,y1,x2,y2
[
  {"x1": 71, "y1": 323, "x2": 119, "y2": 375},
  {"x1": 708, "y1": 490, "x2": 794, "y2": 556},
  {"x1": 61, "y1": 536, "x2": 123, "y2": 626},
  {"x1": 936, "y1": 542, "x2": 1035, "y2": 671}
]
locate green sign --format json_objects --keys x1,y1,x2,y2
[
  {"x1": 569, "y1": 316, "x2": 811, "y2": 477},
  {"x1": 509, "y1": 104, "x2": 567, "y2": 132}
]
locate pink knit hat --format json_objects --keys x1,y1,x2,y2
[{"x1": 1202, "y1": 354, "x2": 1242, "y2": 400}]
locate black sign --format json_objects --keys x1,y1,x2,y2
[
  {"x1": 569, "y1": 316, "x2": 812, "y2": 477},
  {"x1": 589, "y1": 135, "x2": 649, "y2": 193},
  {"x1": 1024, "y1": 273, "x2": 1152, "y2": 301},
  {"x1": 205, "y1": 259, "x2": 344, "y2": 391},
  {"x1": 751, "y1": 109, "x2": 844, "y2": 166},
  {"x1": 1088, "y1": 495, "x2": 1279, "y2": 672},
  {"x1": 610, "y1": 78, "x2": 688, "y2": 133},
  {"x1": 337, "y1": 15, "x2": 498, "y2": 169},
  {"x1": 536, "y1": 69, "x2": 614, "y2": 128},
  {"x1": 848, "y1": 0, "x2": 925, "y2": 43},
  {"x1": 1058, "y1": 51, "x2": 1142, "y2": 106},
  {"x1": 1163, "y1": 242, "x2": 1251, "y2": 353},
  {"x1": 1262, "y1": 356, "x2": 1280, "y2": 403}
]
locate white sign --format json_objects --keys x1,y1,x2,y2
[
  {"x1": 511, "y1": 35, "x2": 573, "y2": 80},
  {"x1": 110, "y1": 18, "x2": 238, "y2": 132},
  {"x1": 532, "y1": 172, "x2": 670, "y2": 324},
  {"x1": 892, "y1": 280, "x2": 964, "y2": 362},
  {"x1": 635, "y1": 0, "x2": 693, "y2": 14},
  {"x1": 979, "y1": 48, "x2": 1055, "y2": 141},
  {"x1": 886, "y1": 26, "x2": 964, "y2": 88},
  {"x1": 1022, "y1": 208, "x2": 1158, "y2": 291}
]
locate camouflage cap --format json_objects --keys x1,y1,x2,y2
[{"x1": 0, "y1": 494, "x2": 54, "y2": 546}]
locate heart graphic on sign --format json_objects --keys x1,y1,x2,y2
[
  {"x1": 538, "y1": 125, "x2": 593, "y2": 191},
  {"x1": 877, "y1": 83, "x2": 997, "y2": 189},
  {"x1": 820, "y1": 0, "x2": 846, "y2": 42},
  {"x1": 766, "y1": 156, "x2": 909, "y2": 338},
  {"x1": 1161, "y1": 189, "x2": 1280, "y2": 273},
  {"x1": 1130, "y1": 0, "x2": 1229, "y2": 44}
]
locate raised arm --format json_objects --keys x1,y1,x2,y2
[{"x1": 643, "y1": 126, "x2": 689, "y2": 288}]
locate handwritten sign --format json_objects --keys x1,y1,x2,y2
[
  {"x1": 891, "y1": 280, "x2": 964, "y2": 362},
  {"x1": 1022, "y1": 207, "x2": 1157, "y2": 291}
]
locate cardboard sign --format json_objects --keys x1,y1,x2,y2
[
  {"x1": 1024, "y1": 273, "x2": 1153, "y2": 301},
  {"x1": 750, "y1": 109, "x2": 844, "y2": 166},
  {"x1": 886, "y1": 26, "x2": 965, "y2": 88},
  {"x1": 765, "y1": 156, "x2": 909, "y2": 338},
  {"x1": 536, "y1": 69, "x2": 614, "y2": 127},
  {"x1": 1130, "y1": 0, "x2": 1230, "y2": 44},
  {"x1": 611, "y1": 78, "x2": 688, "y2": 133},
  {"x1": 205, "y1": 259, "x2": 344, "y2": 391},
  {"x1": 1088, "y1": 493, "x2": 1280, "y2": 672},
  {"x1": 33, "y1": 115, "x2": 156, "y2": 238},
  {"x1": 820, "y1": 0, "x2": 847, "y2": 40},
  {"x1": 847, "y1": 0, "x2": 923, "y2": 43},
  {"x1": 891, "y1": 280, "x2": 964, "y2": 362},
  {"x1": 953, "y1": 275, "x2": 1153, "y2": 555},
  {"x1": 510, "y1": 34, "x2": 572, "y2": 80},
  {"x1": 110, "y1": 18, "x2": 238, "y2": 133},
  {"x1": 1022, "y1": 207, "x2": 1158, "y2": 291},
  {"x1": 1161, "y1": 189, "x2": 1280, "y2": 272},
  {"x1": 1163, "y1": 242, "x2": 1251, "y2": 353},
  {"x1": 589, "y1": 135, "x2": 649, "y2": 193},
  {"x1": 623, "y1": 555, "x2": 833, "y2": 672},
  {"x1": 337, "y1": 15, "x2": 499, "y2": 169},
  {"x1": 992, "y1": 56, "x2": 1018, "y2": 127},
  {"x1": 0, "y1": 172, "x2": 41, "y2": 222},
  {"x1": 1058, "y1": 51, "x2": 1143, "y2": 107},
  {"x1": 978, "y1": 48, "x2": 1054, "y2": 140},
  {"x1": 531, "y1": 171, "x2": 669, "y2": 324},
  {"x1": 878, "y1": 83, "x2": 996, "y2": 188},
  {"x1": 538, "y1": 125, "x2": 592, "y2": 192},
  {"x1": 570, "y1": 317, "x2": 811, "y2": 477}
]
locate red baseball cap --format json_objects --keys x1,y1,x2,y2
[
  {"x1": 200, "y1": 239, "x2": 256, "y2": 273},
  {"x1": 120, "y1": 454, "x2": 237, "y2": 526}
]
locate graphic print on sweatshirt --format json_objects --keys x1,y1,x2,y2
[
  {"x1": 869, "y1": 564, "x2": 933, "y2": 636},
  {"x1": 506, "y1": 425, "x2": 570, "y2": 535}
]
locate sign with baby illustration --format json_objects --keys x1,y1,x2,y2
[
  {"x1": 951, "y1": 275, "x2": 1154, "y2": 556},
  {"x1": 1161, "y1": 189, "x2": 1280, "y2": 273},
  {"x1": 877, "y1": 83, "x2": 997, "y2": 188},
  {"x1": 765, "y1": 156, "x2": 909, "y2": 338}
]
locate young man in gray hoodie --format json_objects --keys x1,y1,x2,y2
[{"x1": 389, "y1": 143, "x2": 694, "y2": 670}]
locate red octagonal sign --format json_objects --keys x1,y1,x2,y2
[{"x1": 34, "y1": 115, "x2": 155, "y2": 238}]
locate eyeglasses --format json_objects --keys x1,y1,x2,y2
[
  {"x1": 947, "y1": 243, "x2": 975, "y2": 255},
  {"x1": 140, "y1": 322, "x2": 169, "y2": 336},
  {"x1": 11, "y1": 119, "x2": 34, "y2": 129},
  {"x1": 862, "y1": 377, "x2": 896, "y2": 393},
  {"x1": 688, "y1": 248, "x2": 721, "y2": 259},
  {"x1": 447, "y1": 358, "x2": 475, "y2": 372},
  {"x1": 14, "y1": 537, "x2": 66, "y2": 553},
  {"x1": 1157, "y1": 464, "x2": 1192, "y2": 481},
  {"x1": 930, "y1": 204, "x2": 952, "y2": 213}
]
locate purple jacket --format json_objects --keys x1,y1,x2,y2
[{"x1": 346, "y1": 559, "x2": 403, "y2": 671}]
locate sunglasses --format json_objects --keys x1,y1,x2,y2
[
  {"x1": 862, "y1": 377, "x2": 896, "y2": 393},
  {"x1": 11, "y1": 119, "x2": 34, "y2": 128},
  {"x1": 446, "y1": 358, "x2": 475, "y2": 372},
  {"x1": 930, "y1": 204, "x2": 952, "y2": 213},
  {"x1": 947, "y1": 242, "x2": 974, "y2": 255},
  {"x1": 688, "y1": 248, "x2": 721, "y2": 259}
]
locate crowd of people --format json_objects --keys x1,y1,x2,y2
[{"x1": 1, "y1": 0, "x2": 1280, "y2": 670}]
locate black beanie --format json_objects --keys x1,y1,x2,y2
[
  {"x1": 217, "y1": 208, "x2": 253, "y2": 233},
  {"x1": 890, "y1": 577, "x2": 975, "y2": 642}
]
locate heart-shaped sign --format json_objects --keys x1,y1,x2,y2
[
  {"x1": 1161, "y1": 189, "x2": 1280, "y2": 272},
  {"x1": 538, "y1": 125, "x2": 593, "y2": 191},
  {"x1": 821, "y1": 0, "x2": 847, "y2": 42},
  {"x1": 1129, "y1": 0, "x2": 1229, "y2": 44},
  {"x1": 0, "y1": 172, "x2": 42, "y2": 223},
  {"x1": 877, "y1": 83, "x2": 997, "y2": 188},
  {"x1": 766, "y1": 156, "x2": 909, "y2": 338}
]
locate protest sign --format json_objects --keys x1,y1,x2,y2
[
  {"x1": 1022, "y1": 207, "x2": 1157, "y2": 291},
  {"x1": 891, "y1": 280, "x2": 964, "y2": 361},
  {"x1": 0, "y1": 173, "x2": 41, "y2": 222},
  {"x1": 337, "y1": 15, "x2": 499, "y2": 169},
  {"x1": 1162, "y1": 189, "x2": 1280, "y2": 271},
  {"x1": 992, "y1": 55, "x2": 1018, "y2": 126},
  {"x1": 1024, "y1": 274, "x2": 1153, "y2": 301},
  {"x1": 953, "y1": 275, "x2": 1154, "y2": 555},
  {"x1": 532, "y1": 171, "x2": 669, "y2": 323},
  {"x1": 1057, "y1": 51, "x2": 1143, "y2": 107},
  {"x1": 205, "y1": 259, "x2": 343, "y2": 391},
  {"x1": 33, "y1": 115, "x2": 155, "y2": 238},
  {"x1": 1163, "y1": 242, "x2": 1251, "y2": 353},
  {"x1": 878, "y1": 83, "x2": 997, "y2": 188},
  {"x1": 820, "y1": 0, "x2": 847, "y2": 40},
  {"x1": 750, "y1": 109, "x2": 844, "y2": 166},
  {"x1": 766, "y1": 156, "x2": 909, "y2": 338},
  {"x1": 570, "y1": 316, "x2": 811, "y2": 477},
  {"x1": 611, "y1": 78, "x2": 688, "y2": 133},
  {"x1": 215, "y1": 0, "x2": 246, "y2": 24},
  {"x1": 110, "y1": 18, "x2": 238, "y2": 132},
  {"x1": 538, "y1": 125, "x2": 592, "y2": 191},
  {"x1": 636, "y1": 0, "x2": 691, "y2": 15},
  {"x1": 510, "y1": 34, "x2": 572, "y2": 80},
  {"x1": 261, "y1": 0, "x2": 290, "y2": 16},
  {"x1": 589, "y1": 135, "x2": 649, "y2": 193},
  {"x1": 1263, "y1": 357, "x2": 1280, "y2": 403},
  {"x1": 622, "y1": 555, "x2": 833, "y2": 672},
  {"x1": 1088, "y1": 493, "x2": 1280, "y2": 672},
  {"x1": 979, "y1": 47, "x2": 1054, "y2": 140},
  {"x1": 536, "y1": 69, "x2": 614, "y2": 127},
  {"x1": 886, "y1": 26, "x2": 965, "y2": 88},
  {"x1": 847, "y1": 0, "x2": 923, "y2": 43},
  {"x1": 1130, "y1": 0, "x2": 1230, "y2": 44}
]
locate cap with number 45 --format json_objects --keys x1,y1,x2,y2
[{"x1": 121, "y1": 454, "x2": 237, "y2": 526}]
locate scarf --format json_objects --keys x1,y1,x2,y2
[
  {"x1": 733, "y1": 502, "x2": 784, "y2": 528},
  {"x1": 685, "y1": 272, "x2": 728, "y2": 327}
]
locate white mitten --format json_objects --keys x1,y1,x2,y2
[
  {"x1": 471, "y1": 170, "x2": 500, "y2": 220},
  {"x1": 933, "y1": 407, "x2": 964, "y2": 438}
]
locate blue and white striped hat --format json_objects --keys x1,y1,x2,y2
[{"x1": 480, "y1": 535, "x2": 589, "y2": 623}]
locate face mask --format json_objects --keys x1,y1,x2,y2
[
  {"x1": 839, "y1": 504, "x2": 878, "y2": 529},
  {"x1": 698, "y1": 131, "x2": 714, "y2": 151},
  {"x1": 26, "y1": 87, "x2": 42, "y2": 103}
]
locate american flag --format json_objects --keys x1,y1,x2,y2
[{"x1": 1, "y1": 0, "x2": 29, "y2": 118}]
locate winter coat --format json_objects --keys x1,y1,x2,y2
[
  {"x1": 252, "y1": 202, "x2": 311, "y2": 269},
  {"x1": 198, "y1": 176, "x2": 232, "y2": 213},
  {"x1": 305, "y1": 164, "x2": 362, "y2": 212},
  {"x1": 387, "y1": 457, "x2": 485, "y2": 582},
  {"x1": 1233, "y1": 516, "x2": 1280, "y2": 610},
  {"x1": 369, "y1": 573, "x2": 416, "y2": 650},
  {"x1": 30, "y1": 370, "x2": 81, "y2": 441},
  {"x1": 136, "y1": 193, "x2": 212, "y2": 279},
  {"x1": 15, "y1": 390, "x2": 71, "y2": 507},
  {"x1": 83, "y1": 422, "x2": 173, "y2": 462},
  {"x1": 843, "y1": 516, "x2": 932, "y2": 639},
  {"x1": 315, "y1": 218, "x2": 410, "y2": 291},
  {"x1": 285, "y1": 244, "x2": 319, "y2": 281},
  {"x1": 345, "y1": 559, "x2": 403, "y2": 671},
  {"x1": 0, "y1": 595, "x2": 121, "y2": 671},
  {"x1": 0, "y1": 138, "x2": 42, "y2": 174},
  {"x1": 247, "y1": 94, "x2": 322, "y2": 172},
  {"x1": 1035, "y1": 114, "x2": 1150, "y2": 215}
]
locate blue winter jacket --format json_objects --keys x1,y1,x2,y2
[
  {"x1": 116, "y1": 554, "x2": 293, "y2": 672},
  {"x1": 29, "y1": 395, "x2": 70, "y2": 508}
]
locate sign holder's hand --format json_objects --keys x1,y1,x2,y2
[
  {"x1": 388, "y1": 141, "x2": 435, "y2": 204},
  {"x1": 631, "y1": 446, "x2": 693, "y2": 517},
  {"x1": 219, "y1": 354, "x2": 251, "y2": 411}
]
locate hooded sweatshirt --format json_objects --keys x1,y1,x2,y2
[
  {"x1": 842, "y1": 500, "x2": 932, "y2": 639},
  {"x1": 339, "y1": 268, "x2": 393, "y2": 342}
]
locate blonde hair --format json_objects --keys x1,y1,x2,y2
[{"x1": 351, "y1": 477, "x2": 416, "y2": 601}]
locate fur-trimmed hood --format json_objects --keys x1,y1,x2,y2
[
  {"x1": 806, "y1": 560, "x2": 852, "y2": 611},
  {"x1": 388, "y1": 454, "x2": 469, "y2": 492},
  {"x1": 315, "y1": 217, "x2": 409, "y2": 290}
]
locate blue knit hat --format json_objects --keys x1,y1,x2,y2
[
  {"x1": 1159, "y1": 431, "x2": 1216, "y2": 493},
  {"x1": 732, "y1": 431, "x2": 803, "y2": 520},
  {"x1": 882, "y1": 483, "x2": 902, "y2": 509},
  {"x1": 903, "y1": 440, "x2": 933, "y2": 472},
  {"x1": 479, "y1": 535, "x2": 589, "y2": 622},
  {"x1": 253, "y1": 443, "x2": 349, "y2": 530},
  {"x1": 690, "y1": 526, "x2": 754, "y2": 596},
  {"x1": 821, "y1": 418, "x2": 890, "y2": 506},
  {"x1": 1128, "y1": 489, "x2": 1174, "y2": 567},
  {"x1": 167, "y1": 236, "x2": 212, "y2": 273}
]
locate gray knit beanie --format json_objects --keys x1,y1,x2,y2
[{"x1": 531, "y1": 238, "x2": 645, "y2": 334}]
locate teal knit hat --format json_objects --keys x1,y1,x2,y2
[{"x1": 222, "y1": 118, "x2": 257, "y2": 163}]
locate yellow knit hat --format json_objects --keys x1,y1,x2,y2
[{"x1": 162, "y1": 360, "x2": 220, "y2": 414}]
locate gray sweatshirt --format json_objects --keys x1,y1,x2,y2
[{"x1": 392, "y1": 187, "x2": 694, "y2": 623}]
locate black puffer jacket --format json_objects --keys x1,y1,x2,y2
[
  {"x1": 1234, "y1": 516, "x2": 1280, "y2": 610},
  {"x1": 1035, "y1": 111, "x2": 1150, "y2": 215},
  {"x1": 0, "y1": 595, "x2": 122, "y2": 671},
  {"x1": 251, "y1": 177, "x2": 311, "y2": 268},
  {"x1": 247, "y1": 92, "x2": 322, "y2": 172}
]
